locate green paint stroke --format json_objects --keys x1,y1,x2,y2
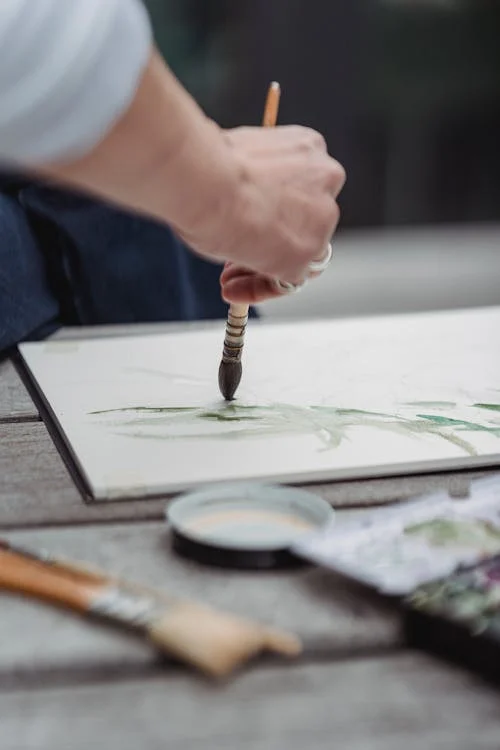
[
  {"x1": 89, "y1": 402, "x2": 500, "y2": 455},
  {"x1": 474, "y1": 403, "x2": 500, "y2": 413},
  {"x1": 416, "y1": 414, "x2": 500, "y2": 435}
]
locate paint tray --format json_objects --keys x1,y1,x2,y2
[
  {"x1": 166, "y1": 482, "x2": 335, "y2": 569},
  {"x1": 403, "y1": 555, "x2": 500, "y2": 685},
  {"x1": 293, "y1": 475, "x2": 500, "y2": 596},
  {"x1": 293, "y1": 475, "x2": 500, "y2": 684}
]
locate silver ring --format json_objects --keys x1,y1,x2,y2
[
  {"x1": 308, "y1": 241, "x2": 333, "y2": 274},
  {"x1": 274, "y1": 279, "x2": 305, "y2": 295}
]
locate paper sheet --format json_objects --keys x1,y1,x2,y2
[{"x1": 19, "y1": 307, "x2": 500, "y2": 500}]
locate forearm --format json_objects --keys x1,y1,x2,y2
[
  {"x1": 36, "y1": 50, "x2": 239, "y2": 253},
  {"x1": 0, "y1": 0, "x2": 345, "y2": 291},
  {"x1": 0, "y1": 0, "x2": 238, "y2": 252}
]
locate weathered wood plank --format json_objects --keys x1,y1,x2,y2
[
  {"x1": 2, "y1": 654, "x2": 500, "y2": 750},
  {"x1": 0, "y1": 521, "x2": 400, "y2": 683},
  {"x1": 0, "y1": 422, "x2": 166, "y2": 527},
  {"x1": 1, "y1": 419, "x2": 493, "y2": 530},
  {"x1": 297, "y1": 469, "x2": 493, "y2": 508},
  {"x1": 0, "y1": 360, "x2": 38, "y2": 421}
]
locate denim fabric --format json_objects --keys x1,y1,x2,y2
[
  {"x1": 0, "y1": 176, "x2": 244, "y2": 356},
  {"x1": 0, "y1": 191, "x2": 60, "y2": 352}
]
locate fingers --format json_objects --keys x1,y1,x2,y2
[
  {"x1": 225, "y1": 125, "x2": 328, "y2": 156},
  {"x1": 286, "y1": 198, "x2": 338, "y2": 279},
  {"x1": 220, "y1": 265, "x2": 284, "y2": 305},
  {"x1": 326, "y1": 159, "x2": 346, "y2": 200},
  {"x1": 219, "y1": 251, "x2": 334, "y2": 304},
  {"x1": 186, "y1": 121, "x2": 346, "y2": 285},
  {"x1": 308, "y1": 240, "x2": 334, "y2": 278}
]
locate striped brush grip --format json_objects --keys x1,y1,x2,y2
[{"x1": 221, "y1": 306, "x2": 249, "y2": 364}]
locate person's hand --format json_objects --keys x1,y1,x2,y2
[
  {"x1": 219, "y1": 262, "x2": 282, "y2": 304},
  {"x1": 176, "y1": 124, "x2": 345, "y2": 295},
  {"x1": 37, "y1": 47, "x2": 344, "y2": 300},
  {"x1": 219, "y1": 260, "x2": 328, "y2": 304}
]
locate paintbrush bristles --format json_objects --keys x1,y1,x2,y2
[
  {"x1": 147, "y1": 602, "x2": 302, "y2": 679},
  {"x1": 218, "y1": 360, "x2": 242, "y2": 402}
]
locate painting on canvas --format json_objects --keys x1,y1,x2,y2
[{"x1": 18, "y1": 306, "x2": 500, "y2": 501}]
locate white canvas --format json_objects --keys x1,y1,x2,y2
[{"x1": 19, "y1": 306, "x2": 500, "y2": 501}]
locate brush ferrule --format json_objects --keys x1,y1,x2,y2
[
  {"x1": 90, "y1": 586, "x2": 164, "y2": 629},
  {"x1": 222, "y1": 311, "x2": 248, "y2": 363}
]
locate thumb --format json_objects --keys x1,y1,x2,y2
[{"x1": 220, "y1": 268, "x2": 283, "y2": 305}]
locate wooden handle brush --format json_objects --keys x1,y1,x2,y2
[
  {"x1": 0, "y1": 539, "x2": 301, "y2": 679},
  {"x1": 218, "y1": 81, "x2": 281, "y2": 401}
]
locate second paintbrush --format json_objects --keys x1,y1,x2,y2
[{"x1": 218, "y1": 81, "x2": 281, "y2": 401}]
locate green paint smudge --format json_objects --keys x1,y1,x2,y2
[
  {"x1": 89, "y1": 401, "x2": 500, "y2": 456},
  {"x1": 90, "y1": 406, "x2": 195, "y2": 416},
  {"x1": 474, "y1": 403, "x2": 500, "y2": 413},
  {"x1": 417, "y1": 414, "x2": 500, "y2": 435}
]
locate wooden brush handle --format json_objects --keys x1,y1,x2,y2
[
  {"x1": 0, "y1": 541, "x2": 176, "y2": 606},
  {"x1": 228, "y1": 303, "x2": 249, "y2": 318},
  {"x1": 227, "y1": 82, "x2": 281, "y2": 324},
  {"x1": 0, "y1": 548, "x2": 101, "y2": 613},
  {"x1": 51, "y1": 557, "x2": 176, "y2": 607},
  {"x1": 262, "y1": 81, "x2": 281, "y2": 128},
  {"x1": 0, "y1": 547, "x2": 166, "y2": 633},
  {"x1": 227, "y1": 303, "x2": 249, "y2": 327}
]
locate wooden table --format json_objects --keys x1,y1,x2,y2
[{"x1": 1, "y1": 324, "x2": 500, "y2": 750}]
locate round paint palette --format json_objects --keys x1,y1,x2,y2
[{"x1": 165, "y1": 482, "x2": 334, "y2": 569}]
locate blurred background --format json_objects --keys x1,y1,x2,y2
[{"x1": 144, "y1": 0, "x2": 500, "y2": 318}]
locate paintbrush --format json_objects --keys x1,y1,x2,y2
[
  {"x1": 218, "y1": 81, "x2": 281, "y2": 401},
  {"x1": 0, "y1": 538, "x2": 301, "y2": 679}
]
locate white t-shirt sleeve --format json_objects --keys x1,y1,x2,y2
[{"x1": 0, "y1": 0, "x2": 152, "y2": 164}]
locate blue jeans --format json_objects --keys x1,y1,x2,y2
[{"x1": 0, "y1": 176, "x2": 243, "y2": 356}]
